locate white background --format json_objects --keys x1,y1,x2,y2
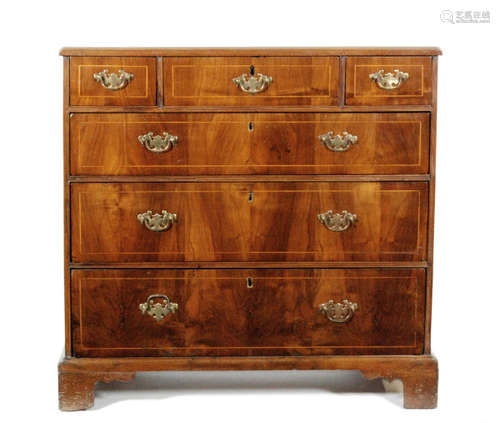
[{"x1": 0, "y1": 0, "x2": 499, "y2": 421}]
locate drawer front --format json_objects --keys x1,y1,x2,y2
[
  {"x1": 71, "y1": 182, "x2": 428, "y2": 263},
  {"x1": 70, "y1": 57, "x2": 157, "y2": 106},
  {"x1": 346, "y1": 57, "x2": 432, "y2": 105},
  {"x1": 70, "y1": 113, "x2": 429, "y2": 175},
  {"x1": 163, "y1": 57, "x2": 339, "y2": 106},
  {"x1": 72, "y1": 268, "x2": 425, "y2": 357}
]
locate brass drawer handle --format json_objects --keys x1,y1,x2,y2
[
  {"x1": 137, "y1": 210, "x2": 177, "y2": 232},
  {"x1": 318, "y1": 210, "x2": 357, "y2": 232},
  {"x1": 233, "y1": 72, "x2": 273, "y2": 94},
  {"x1": 319, "y1": 131, "x2": 358, "y2": 152},
  {"x1": 139, "y1": 294, "x2": 178, "y2": 322},
  {"x1": 369, "y1": 69, "x2": 409, "y2": 90},
  {"x1": 93, "y1": 69, "x2": 134, "y2": 90},
  {"x1": 138, "y1": 132, "x2": 178, "y2": 153},
  {"x1": 319, "y1": 299, "x2": 358, "y2": 323}
]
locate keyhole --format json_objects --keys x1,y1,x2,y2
[
  {"x1": 247, "y1": 277, "x2": 254, "y2": 288},
  {"x1": 248, "y1": 192, "x2": 253, "y2": 203},
  {"x1": 248, "y1": 121, "x2": 254, "y2": 132},
  {"x1": 249, "y1": 65, "x2": 255, "y2": 76}
]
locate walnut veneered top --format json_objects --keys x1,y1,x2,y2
[{"x1": 59, "y1": 47, "x2": 442, "y2": 57}]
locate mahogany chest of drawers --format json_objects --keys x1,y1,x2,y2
[{"x1": 58, "y1": 47, "x2": 440, "y2": 410}]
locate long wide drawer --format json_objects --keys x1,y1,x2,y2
[
  {"x1": 70, "y1": 113, "x2": 429, "y2": 175},
  {"x1": 71, "y1": 182, "x2": 428, "y2": 263},
  {"x1": 163, "y1": 57, "x2": 339, "y2": 106},
  {"x1": 72, "y1": 268, "x2": 426, "y2": 357}
]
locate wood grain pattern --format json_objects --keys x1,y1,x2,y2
[
  {"x1": 60, "y1": 47, "x2": 440, "y2": 410},
  {"x1": 70, "y1": 261, "x2": 428, "y2": 269},
  {"x1": 70, "y1": 182, "x2": 428, "y2": 263},
  {"x1": 163, "y1": 57, "x2": 338, "y2": 106},
  {"x1": 67, "y1": 105, "x2": 434, "y2": 113},
  {"x1": 59, "y1": 355, "x2": 438, "y2": 409},
  {"x1": 70, "y1": 113, "x2": 429, "y2": 176},
  {"x1": 425, "y1": 56, "x2": 439, "y2": 353},
  {"x1": 71, "y1": 268, "x2": 425, "y2": 357},
  {"x1": 60, "y1": 47, "x2": 443, "y2": 56},
  {"x1": 346, "y1": 57, "x2": 432, "y2": 105},
  {"x1": 59, "y1": 370, "x2": 135, "y2": 411},
  {"x1": 63, "y1": 57, "x2": 71, "y2": 356},
  {"x1": 70, "y1": 175, "x2": 431, "y2": 183},
  {"x1": 70, "y1": 57, "x2": 157, "y2": 106}
]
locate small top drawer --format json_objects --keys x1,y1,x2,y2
[
  {"x1": 345, "y1": 57, "x2": 432, "y2": 105},
  {"x1": 163, "y1": 57, "x2": 339, "y2": 106},
  {"x1": 70, "y1": 57, "x2": 157, "y2": 106}
]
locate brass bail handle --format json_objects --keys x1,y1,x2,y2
[
  {"x1": 139, "y1": 294, "x2": 178, "y2": 322},
  {"x1": 233, "y1": 65, "x2": 273, "y2": 94},
  {"x1": 369, "y1": 69, "x2": 409, "y2": 90},
  {"x1": 138, "y1": 132, "x2": 178, "y2": 153},
  {"x1": 318, "y1": 131, "x2": 358, "y2": 152},
  {"x1": 137, "y1": 210, "x2": 177, "y2": 232},
  {"x1": 319, "y1": 299, "x2": 358, "y2": 323},
  {"x1": 317, "y1": 210, "x2": 358, "y2": 232},
  {"x1": 93, "y1": 69, "x2": 134, "y2": 90}
]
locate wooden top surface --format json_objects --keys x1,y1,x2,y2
[{"x1": 60, "y1": 47, "x2": 442, "y2": 57}]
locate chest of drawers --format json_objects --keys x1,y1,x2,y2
[{"x1": 58, "y1": 47, "x2": 440, "y2": 410}]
